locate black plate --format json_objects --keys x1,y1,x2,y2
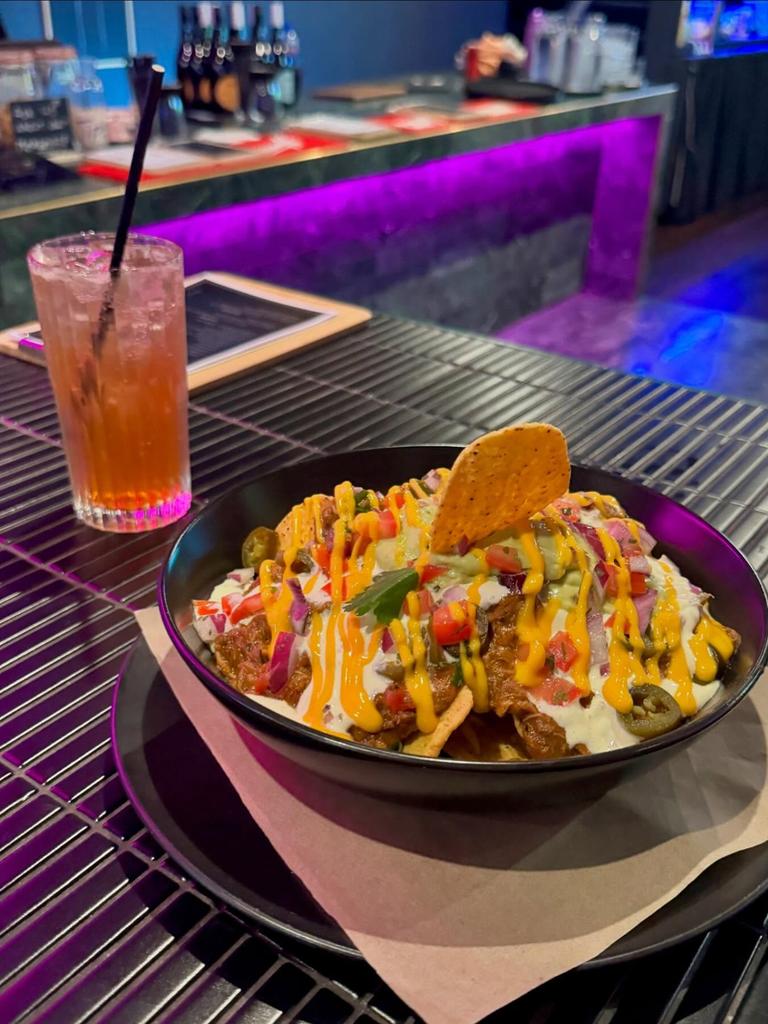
[
  {"x1": 112, "y1": 635, "x2": 768, "y2": 965},
  {"x1": 159, "y1": 448, "x2": 768, "y2": 803}
]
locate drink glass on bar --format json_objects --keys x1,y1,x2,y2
[{"x1": 27, "y1": 232, "x2": 191, "y2": 532}]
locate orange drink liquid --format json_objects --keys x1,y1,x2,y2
[{"x1": 27, "y1": 233, "x2": 191, "y2": 532}]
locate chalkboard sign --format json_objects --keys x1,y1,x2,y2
[{"x1": 9, "y1": 98, "x2": 73, "y2": 154}]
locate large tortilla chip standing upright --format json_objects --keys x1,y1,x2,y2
[{"x1": 430, "y1": 424, "x2": 570, "y2": 553}]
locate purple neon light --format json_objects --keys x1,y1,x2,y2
[{"x1": 142, "y1": 116, "x2": 661, "y2": 304}]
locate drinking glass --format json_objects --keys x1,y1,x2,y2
[{"x1": 27, "y1": 232, "x2": 191, "y2": 532}]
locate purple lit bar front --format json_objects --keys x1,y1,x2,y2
[{"x1": 142, "y1": 116, "x2": 662, "y2": 317}]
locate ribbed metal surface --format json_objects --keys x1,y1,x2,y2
[{"x1": 3, "y1": 314, "x2": 768, "y2": 1024}]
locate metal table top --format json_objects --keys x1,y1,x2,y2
[{"x1": 3, "y1": 315, "x2": 768, "y2": 1024}]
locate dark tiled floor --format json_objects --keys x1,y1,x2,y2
[{"x1": 498, "y1": 207, "x2": 768, "y2": 403}]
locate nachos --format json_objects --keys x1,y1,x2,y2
[{"x1": 193, "y1": 425, "x2": 739, "y2": 760}]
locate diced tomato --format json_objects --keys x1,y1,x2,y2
[
  {"x1": 321, "y1": 577, "x2": 348, "y2": 600},
  {"x1": 313, "y1": 545, "x2": 331, "y2": 572},
  {"x1": 221, "y1": 592, "x2": 243, "y2": 617},
  {"x1": 532, "y1": 676, "x2": 581, "y2": 706},
  {"x1": 229, "y1": 592, "x2": 265, "y2": 625},
  {"x1": 604, "y1": 611, "x2": 631, "y2": 635},
  {"x1": 420, "y1": 564, "x2": 446, "y2": 584},
  {"x1": 602, "y1": 562, "x2": 618, "y2": 597},
  {"x1": 377, "y1": 509, "x2": 398, "y2": 538},
  {"x1": 432, "y1": 602, "x2": 473, "y2": 645},
  {"x1": 547, "y1": 631, "x2": 578, "y2": 672},
  {"x1": 193, "y1": 600, "x2": 219, "y2": 617},
  {"x1": 383, "y1": 686, "x2": 415, "y2": 713},
  {"x1": 416, "y1": 589, "x2": 434, "y2": 616},
  {"x1": 551, "y1": 497, "x2": 580, "y2": 523},
  {"x1": 485, "y1": 544, "x2": 523, "y2": 573},
  {"x1": 630, "y1": 572, "x2": 647, "y2": 596},
  {"x1": 353, "y1": 533, "x2": 371, "y2": 556}
]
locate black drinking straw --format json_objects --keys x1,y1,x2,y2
[{"x1": 92, "y1": 64, "x2": 165, "y2": 355}]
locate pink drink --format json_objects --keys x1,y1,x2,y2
[{"x1": 27, "y1": 233, "x2": 191, "y2": 532}]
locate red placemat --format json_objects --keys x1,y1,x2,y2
[{"x1": 79, "y1": 131, "x2": 346, "y2": 183}]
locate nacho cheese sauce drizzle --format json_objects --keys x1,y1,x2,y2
[{"x1": 195, "y1": 470, "x2": 736, "y2": 757}]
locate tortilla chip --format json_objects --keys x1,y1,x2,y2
[
  {"x1": 403, "y1": 685, "x2": 474, "y2": 758},
  {"x1": 275, "y1": 508, "x2": 302, "y2": 550},
  {"x1": 275, "y1": 494, "x2": 332, "y2": 551},
  {"x1": 443, "y1": 713, "x2": 527, "y2": 762},
  {"x1": 430, "y1": 424, "x2": 570, "y2": 553}
]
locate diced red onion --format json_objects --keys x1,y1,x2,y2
[
  {"x1": 381, "y1": 628, "x2": 394, "y2": 653},
  {"x1": 269, "y1": 632, "x2": 298, "y2": 692},
  {"x1": 498, "y1": 572, "x2": 526, "y2": 594},
  {"x1": 572, "y1": 521, "x2": 605, "y2": 560},
  {"x1": 211, "y1": 612, "x2": 227, "y2": 635},
  {"x1": 600, "y1": 663, "x2": 610, "y2": 677},
  {"x1": 442, "y1": 584, "x2": 468, "y2": 603},
  {"x1": 633, "y1": 589, "x2": 657, "y2": 635},
  {"x1": 638, "y1": 527, "x2": 656, "y2": 554},
  {"x1": 628, "y1": 553, "x2": 650, "y2": 575},
  {"x1": 604, "y1": 519, "x2": 633, "y2": 547},
  {"x1": 593, "y1": 561, "x2": 608, "y2": 599},
  {"x1": 605, "y1": 519, "x2": 649, "y2": 563},
  {"x1": 423, "y1": 469, "x2": 442, "y2": 492},
  {"x1": 227, "y1": 568, "x2": 254, "y2": 584},
  {"x1": 456, "y1": 535, "x2": 470, "y2": 556},
  {"x1": 286, "y1": 578, "x2": 310, "y2": 635},
  {"x1": 586, "y1": 609, "x2": 608, "y2": 668}
]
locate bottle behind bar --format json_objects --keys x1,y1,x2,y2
[
  {"x1": 230, "y1": 1, "x2": 246, "y2": 41},
  {"x1": 250, "y1": 4, "x2": 262, "y2": 50},
  {"x1": 210, "y1": 2, "x2": 242, "y2": 115},
  {"x1": 268, "y1": 1, "x2": 283, "y2": 64},
  {"x1": 269, "y1": 1, "x2": 300, "y2": 107},
  {"x1": 177, "y1": 4, "x2": 193, "y2": 98},
  {"x1": 186, "y1": 2, "x2": 209, "y2": 111}
]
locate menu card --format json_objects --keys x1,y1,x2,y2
[
  {"x1": 287, "y1": 112, "x2": 396, "y2": 139},
  {"x1": 4, "y1": 97, "x2": 73, "y2": 154},
  {"x1": 137, "y1": 607, "x2": 768, "y2": 1024}
]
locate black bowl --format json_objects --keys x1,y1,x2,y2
[{"x1": 159, "y1": 447, "x2": 768, "y2": 803}]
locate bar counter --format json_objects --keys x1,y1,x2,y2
[
  {"x1": 1, "y1": 308, "x2": 768, "y2": 1022},
  {"x1": 1, "y1": 83, "x2": 675, "y2": 329}
]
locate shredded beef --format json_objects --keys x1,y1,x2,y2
[
  {"x1": 484, "y1": 595, "x2": 524, "y2": 715},
  {"x1": 213, "y1": 614, "x2": 271, "y2": 693},
  {"x1": 513, "y1": 707, "x2": 570, "y2": 760},
  {"x1": 355, "y1": 664, "x2": 462, "y2": 746},
  {"x1": 319, "y1": 496, "x2": 338, "y2": 531},
  {"x1": 370, "y1": 690, "x2": 417, "y2": 739},
  {"x1": 486, "y1": 594, "x2": 522, "y2": 647},
  {"x1": 430, "y1": 664, "x2": 462, "y2": 714},
  {"x1": 281, "y1": 653, "x2": 313, "y2": 707},
  {"x1": 483, "y1": 594, "x2": 571, "y2": 760},
  {"x1": 349, "y1": 726, "x2": 404, "y2": 750}
]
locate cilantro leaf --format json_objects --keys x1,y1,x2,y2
[{"x1": 344, "y1": 568, "x2": 418, "y2": 624}]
